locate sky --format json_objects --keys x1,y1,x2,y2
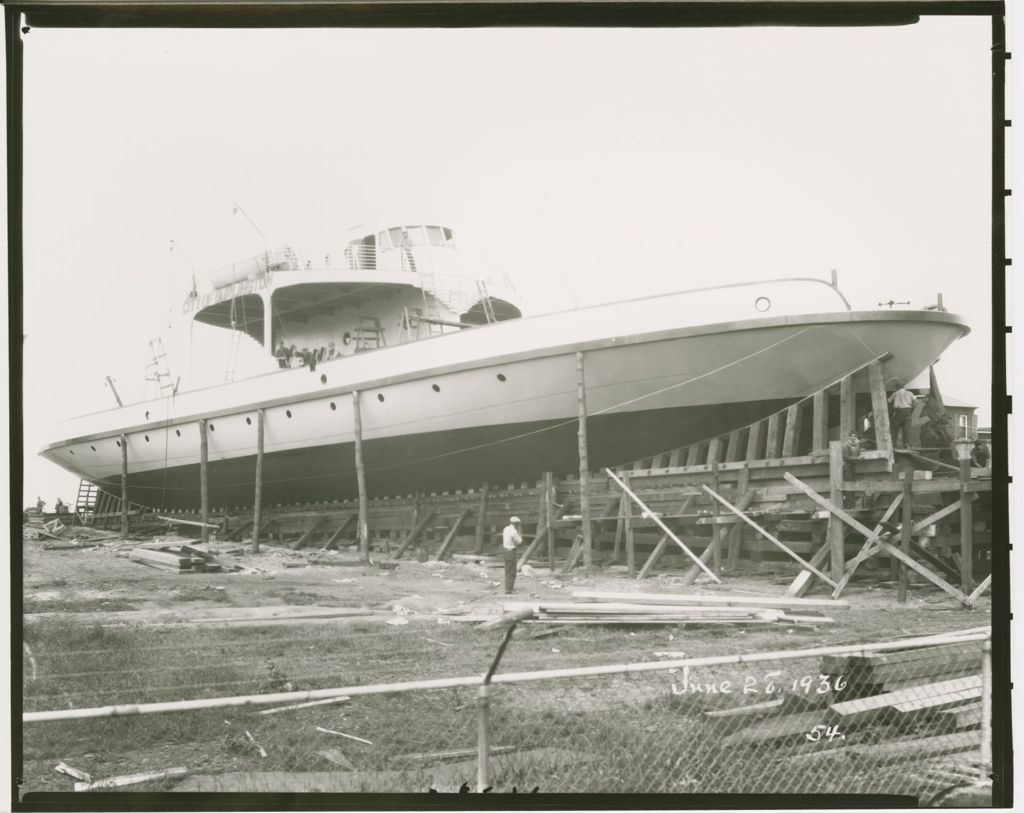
[{"x1": 17, "y1": 17, "x2": 995, "y2": 506}]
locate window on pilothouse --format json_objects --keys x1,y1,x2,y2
[{"x1": 425, "y1": 226, "x2": 446, "y2": 247}]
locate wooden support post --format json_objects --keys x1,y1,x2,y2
[
  {"x1": 710, "y1": 461, "x2": 721, "y2": 575},
  {"x1": 472, "y1": 483, "x2": 490, "y2": 554},
  {"x1": 781, "y1": 402, "x2": 803, "y2": 457},
  {"x1": 623, "y1": 473, "x2": 635, "y2": 577},
  {"x1": 959, "y1": 457, "x2": 974, "y2": 592},
  {"x1": 576, "y1": 352, "x2": 593, "y2": 576},
  {"x1": 612, "y1": 496, "x2": 625, "y2": 564},
  {"x1": 812, "y1": 390, "x2": 827, "y2": 452},
  {"x1": 725, "y1": 430, "x2": 742, "y2": 463},
  {"x1": 667, "y1": 448, "x2": 681, "y2": 468},
  {"x1": 433, "y1": 508, "x2": 472, "y2": 561},
  {"x1": 253, "y1": 409, "x2": 264, "y2": 553},
  {"x1": 705, "y1": 437, "x2": 721, "y2": 466},
  {"x1": 725, "y1": 465, "x2": 751, "y2": 570},
  {"x1": 839, "y1": 375, "x2": 854, "y2": 439},
  {"x1": 746, "y1": 421, "x2": 764, "y2": 462},
  {"x1": 199, "y1": 419, "x2": 209, "y2": 545},
  {"x1": 765, "y1": 413, "x2": 782, "y2": 459},
  {"x1": 828, "y1": 441, "x2": 844, "y2": 582},
  {"x1": 545, "y1": 473, "x2": 556, "y2": 569},
  {"x1": 868, "y1": 360, "x2": 894, "y2": 464},
  {"x1": 120, "y1": 434, "x2": 129, "y2": 538},
  {"x1": 897, "y1": 476, "x2": 913, "y2": 603},
  {"x1": 353, "y1": 391, "x2": 369, "y2": 562},
  {"x1": 686, "y1": 443, "x2": 701, "y2": 468}
]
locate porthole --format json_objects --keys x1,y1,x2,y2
[
  {"x1": 145, "y1": 435, "x2": 150, "y2": 442},
  {"x1": 69, "y1": 450, "x2": 76, "y2": 456},
  {"x1": 497, "y1": 373, "x2": 507, "y2": 382},
  {"x1": 320, "y1": 374, "x2": 327, "y2": 385},
  {"x1": 90, "y1": 445, "x2": 96, "y2": 452},
  {"x1": 116, "y1": 440, "x2": 121, "y2": 448},
  {"x1": 377, "y1": 393, "x2": 385, "y2": 403},
  {"x1": 145, "y1": 410, "x2": 150, "y2": 420},
  {"x1": 209, "y1": 423, "x2": 216, "y2": 432},
  {"x1": 246, "y1": 416, "x2": 252, "y2": 426},
  {"x1": 330, "y1": 402, "x2": 337, "y2": 411},
  {"x1": 286, "y1": 409, "x2": 293, "y2": 418},
  {"x1": 175, "y1": 429, "x2": 181, "y2": 437},
  {"x1": 755, "y1": 296, "x2": 771, "y2": 313},
  {"x1": 432, "y1": 384, "x2": 441, "y2": 393}
]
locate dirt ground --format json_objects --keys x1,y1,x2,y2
[{"x1": 18, "y1": 531, "x2": 991, "y2": 795}]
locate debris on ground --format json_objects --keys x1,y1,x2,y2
[
  {"x1": 315, "y1": 726, "x2": 372, "y2": 745},
  {"x1": 54, "y1": 762, "x2": 91, "y2": 783},
  {"x1": 74, "y1": 766, "x2": 188, "y2": 792}
]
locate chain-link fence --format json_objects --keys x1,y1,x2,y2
[{"x1": 20, "y1": 625, "x2": 991, "y2": 800}]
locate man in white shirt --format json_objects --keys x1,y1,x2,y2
[
  {"x1": 502, "y1": 516, "x2": 523, "y2": 594},
  {"x1": 888, "y1": 383, "x2": 917, "y2": 448}
]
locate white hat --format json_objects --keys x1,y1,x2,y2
[{"x1": 510, "y1": 516, "x2": 521, "y2": 523}]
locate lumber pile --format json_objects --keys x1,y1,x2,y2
[
  {"x1": 498, "y1": 590, "x2": 847, "y2": 627},
  {"x1": 128, "y1": 542, "x2": 230, "y2": 573},
  {"x1": 821, "y1": 640, "x2": 983, "y2": 700}
]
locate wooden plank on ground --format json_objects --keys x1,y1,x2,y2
[
  {"x1": 571, "y1": 589, "x2": 848, "y2": 611},
  {"x1": 828, "y1": 676, "x2": 981, "y2": 723},
  {"x1": 848, "y1": 731, "x2": 980, "y2": 765}
]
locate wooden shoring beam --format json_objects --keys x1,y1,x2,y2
[
  {"x1": 321, "y1": 514, "x2": 357, "y2": 551},
  {"x1": 652, "y1": 453, "x2": 668, "y2": 469},
  {"x1": 681, "y1": 490, "x2": 754, "y2": 585},
  {"x1": 252, "y1": 408, "x2": 265, "y2": 553},
  {"x1": 686, "y1": 442, "x2": 702, "y2": 468},
  {"x1": 781, "y1": 401, "x2": 804, "y2": 457},
  {"x1": 967, "y1": 574, "x2": 992, "y2": 604},
  {"x1": 433, "y1": 508, "x2": 472, "y2": 562},
  {"x1": 392, "y1": 509, "x2": 437, "y2": 559},
  {"x1": 828, "y1": 441, "x2": 845, "y2": 581},
  {"x1": 223, "y1": 518, "x2": 254, "y2": 542},
  {"x1": 812, "y1": 390, "x2": 828, "y2": 453},
  {"x1": 839, "y1": 375, "x2": 855, "y2": 439},
  {"x1": 638, "y1": 495, "x2": 697, "y2": 580},
  {"x1": 746, "y1": 420, "x2": 765, "y2": 462},
  {"x1": 913, "y1": 494, "x2": 977, "y2": 534},
  {"x1": 897, "y1": 477, "x2": 913, "y2": 602},
  {"x1": 829, "y1": 493, "x2": 903, "y2": 598},
  {"x1": 353, "y1": 391, "x2": 369, "y2": 562},
  {"x1": 725, "y1": 466, "x2": 752, "y2": 570},
  {"x1": 562, "y1": 534, "x2": 584, "y2": 573},
  {"x1": 612, "y1": 492, "x2": 625, "y2": 563},
  {"x1": 667, "y1": 448, "x2": 681, "y2": 468},
  {"x1": 290, "y1": 515, "x2": 329, "y2": 550},
  {"x1": 605, "y1": 468, "x2": 720, "y2": 583},
  {"x1": 576, "y1": 352, "x2": 593, "y2": 575},
  {"x1": 899, "y1": 449, "x2": 961, "y2": 473},
  {"x1": 120, "y1": 434, "x2": 129, "y2": 538},
  {"x1": 545, "y1": 473, "x2": 556, "y2": 569},
  {"x1": 765, "y1": 413, "x2": 782, "y2": 459},
  {"x1": 473, "y1": 482, "x2": 490, "y2": 554},
  {"x1": 520, "y1": 502, "x2": 574, "y2": 567},
  {"x1": 783, "y1": 472, "x2": 972, "y2": 605},
  {"x1": 199, "y1": 419, "x2": 209, "y2": 545},
  {"x1": 701, "y1": 485, "x2": 838, "y2": 588},
  {"x1": 784, "y1": 534, "x2": 831, "y2": 597},
  {"x1": 710, "y1": 461, "x2": 722, "y2": 574},
  {"x1": 959, "y1": 458, "x2": 974, "y2": 593},
  {"x1": 868, "y1": 360, "x2": 895, "y2": 465},
  {"x1": 910, "y1": 540, "x2": 962, "y2": 583},
  {"x1": 725, "y1": 430, "x2": 742, "y2": 463},
  {"x1": 705, "y1": 437, "x2": 721, "y2": 467},
  {"x1": 623, "y1": 474, "x2": 636, "y2": 576}
]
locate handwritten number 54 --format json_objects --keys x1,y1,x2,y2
[{"x1": 805, "y1": 725, "x2": 844, "y2": 743}]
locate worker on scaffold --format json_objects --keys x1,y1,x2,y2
[{"x1": 887, "y1": 381, "x2": 917, "y2": 448}]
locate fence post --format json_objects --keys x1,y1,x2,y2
[
  {"x1": 476, "y1": 683, "x2": 491, "y2": 792},
  {"x1": 980, "y1": 637, "x2": 991, "y2": 781}
]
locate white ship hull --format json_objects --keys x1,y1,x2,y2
[{"x1": 41, "y1": 282, "x2": 969, "y2": 509}]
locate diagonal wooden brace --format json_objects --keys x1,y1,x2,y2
[
  {"x1": 784, "y1": 473, "x2": 971, "y2": 604},
  {"x1": 702, "y1": 485, "x2": 838, "y2": 588}
]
